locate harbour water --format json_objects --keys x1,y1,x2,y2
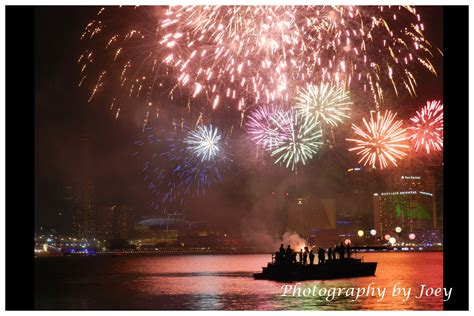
[{"x1": 35, "y1": 252, "x2": 443, "y2": 310}]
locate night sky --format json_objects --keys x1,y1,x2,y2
[{"x1": 34, "y1": 6, "x2": 444, "y2": 234}]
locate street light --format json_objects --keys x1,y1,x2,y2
[
  {"x1": 357, "y1": 230, "x2": 364, "y2": 237},
  {"x1": 370, "y1": 229, "x2": 377, "y2": 236},
  {"x1": 395, "y1": 226, "x2": 402, "y2": 233},
  {"x1": 409, "y1": 233, "x2": 416, "y2": 240},
  {"x1": 389, "y1": 237, "x2": 396, "y2": 245}
]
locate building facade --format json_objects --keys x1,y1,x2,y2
[{"x1": 373, "y1": 190, "x2": 436, "y2": 238}]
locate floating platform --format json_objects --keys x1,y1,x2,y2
[{"x1": 253, "y1": 258, "x2": 377, "y2": 281}]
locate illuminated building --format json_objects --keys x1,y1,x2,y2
[
  {"x1": 373, "y1": 190, "x2": 436, "y2": 238},
  {"x1": 391, "y1": 173, "x2": 439, "y2": 228},
  {"x1": 96, "y1": 204, "x2": 132, "y2": 240},
  {"x1": 95, "y1": 205, "x2": 114, "y2": 240},
  {"x1": 336, "y1": 210, "x2": 363, "y2": 232},
  {"x1": 130, "y1": 230, "x2": 179, "y2": 247},
  {"x1": 113, "y1": 205, "x2": 132, "y2": 239},
  {"x1": 338, "y1": 167, "x2": 380, "y2": 229}
]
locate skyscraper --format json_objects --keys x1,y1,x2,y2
[
  {"x1": 338, "y1": 167, "x2": 380, "y2": 228},
  {"x1": 113, "y1": 205, "x2": 132, "y2": 239},
  {"x1": 96, "y1": 204, "x2": 132, "y2": 240},
  {"x1": 286, "y1": 195, "x2": 336, "y2": 239},
  {"x1": 373, "y1": 191, "x2": 435, "y2": 238},
  {"x1": 72, "y1": 136, "x2": 95, "y2": 237},
  {"x1": 60, "y1": 185, "x2": 75, "y2": 234},
  {"x1": 95, "y1": 205, "x2": 114, "y2": 240}
]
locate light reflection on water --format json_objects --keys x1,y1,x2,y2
[{"x1": 35, "y1": 252, "x2": 442, "y2": 310}]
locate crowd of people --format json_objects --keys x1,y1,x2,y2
[{"x1": 274, "y1": 242, "x2": 352, "y2": 265}]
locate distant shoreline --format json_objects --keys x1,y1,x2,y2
[{"x1": 35, "y1": 249, "x2": 443, "y2": 258}]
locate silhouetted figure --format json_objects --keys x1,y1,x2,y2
[
  {"x1": 285, "y1": 245, "x2": 292, "y2": 264},
  {"x1": 346, "y1": 243, "x2": 351, "y2": 258},
  {"x1": 318, "y1": 247, "x2": 325, "y2": 264},
  {"x1": 334, "y1": 245, "x2": 339, "y2": 259},
  {"x1": 327, "y1": 247, "x2": 333, "y2": 261},
  {"x1": 309, "y1": 249, "x2": 315, "y2": 265},
  {"x1": 275, "y1": 244, "x2": 285, "y2": 264},
  {"x1": 339, "y1": 242, "x2": 345, "y2": 259},
  {"x1": 275, "y1": 251, "x2": 280, "y2": 264},
  {"x1": 292, "y1": 251, "x2": 297, "y2": 263},
  {"x1": 298, "y1": 249, "x2": 303, "y2": 264},
  {"x1": 303, "y1": 247, "x2": 309, "y2": 265}
]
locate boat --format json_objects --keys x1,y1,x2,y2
[{"x1": 253, "y1": 255, "x2": 377, "y2": 281}]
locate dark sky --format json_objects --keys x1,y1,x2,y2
[
  {"x1": 34, "y1": 6, "x2": 443, "y2": 233},
  {"x1": 35, "y1": 7, "x2": 146, "y2": 228}
]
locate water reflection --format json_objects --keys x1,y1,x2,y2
[{"x1": 35, "y1": 252, "x2": 442, "y2": 310}]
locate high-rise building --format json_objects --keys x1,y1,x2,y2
[
  {"x1": 95, "y1": 204, "x2": 132, "y2": 240},
  {"x1": 95, "y1": 205, "x2": 114, "y2": 240},
  {"x1": 59, "y1": 185, "x2": 75, "y2": 234},
  {"x1": 286, "y1": 196, "x2": 336, "y2": 238},
  {"x1": 339, "y1": 167, "x2": 380, "y2": 228},
  {"x1": 373, "y1": 190, "x2": 436, "y2": 238},
  {"x1": 391, "y1": 174, "x2": 438, "y2": 228},
  {"x1": 113, "y1": 205, "x2": 132, "y2": 239},
  {"x1": 72, "y1": 137, "x2": 95, "y2": 237}
]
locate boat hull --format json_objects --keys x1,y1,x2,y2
[{"x1": 253, "y1": 259, "x2": 377, "y2": 281}]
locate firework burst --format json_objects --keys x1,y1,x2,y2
[
  {"x1": 79, "y1": 5, "x2": 438, "y2": 123},
  {"x1": 134, "y1": 125, "x2": 231, "y2": 215},
  {"x1": 160, "y1": 5, "x2": 307, "y2": 111},
  {"x1": 294, "y1": 82, "x2": 352, "y2": 127},
  {"x1": 302, "y1": 5, "x2": 438, "y2": 106},
  {"x1": 184, "y1": 124, "x2": 222, "y2": 161},
  {"x1": 245, "y1": 104, "x2": 289, "y2": 150},
  {"x1": 346, "y1": 110, "x2": 409, "y2": 169},
  {"x1": 408, "y1": 100, "x2": 443, "y2": 154},
  {"x1": 271, "y1": 110, "x2": 323, "y2": 171}
]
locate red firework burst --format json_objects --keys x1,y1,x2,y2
[{"x1": 408, "y1": 100, "x2": 443, "y2": 154}]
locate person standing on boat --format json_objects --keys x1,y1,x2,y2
[
  {"x1": 346, "y1": 243, "x2": 351, "y2": 258},
  {"x1": 339, "y1": 242, "x2": 345, "y2": 259},
  {"x1": 318, "y1": 247, "x2": 325, "y2": 264},
  {"x1": 309, "y1": 249, "x2": 315, "y2": 265},
  {"x1": 327, "y1": 247, "x2": 333, "y2": 261},
  {"x1": 303, "y1": 247, "x2": 309, "y2": 265},
  {"x1": 285, "y1": 245, "x2": 292, "y2": 264},
  {"x1": 298, "y1": 249, "x2": 303, "y2": 264}
]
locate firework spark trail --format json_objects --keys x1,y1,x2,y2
[
  {"x1": 302, "y1": 5, "x2": 437, "y2": 107},
  {"x1": 160, "y1": 5, "x2": 306, "y2": 110},
  {"x1": 346, "y1": 110, "x2": 409, "y2": 169},
  {"x1": 135, "y1": 126, "x2": 230, "y2": 215},
  {"x1": 161, "y1": 5, "x2": 436, "y2": 109},
  {"x1": 294, "y1": 82, "x2": 352, "y2": 127},
  {"x1": 270, "y1": 109, "x2": 323, "y2": 171},
  {"x1": 79, "y1": 5, "x2": 438, "y2": 122},
  {"x1": 245, "y1": 104, "x2": 289, "y2": 150},
  {"x1": 408, "y1": 100, "x2": 443, "y2": 154}
]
